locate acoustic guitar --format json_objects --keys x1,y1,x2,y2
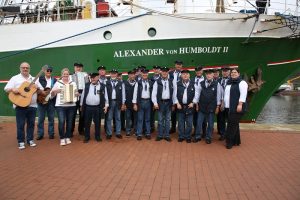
[
  {"x1": 37, "y1": 87, "x2": 51, "y2": 105},
  {"x1": 9, "y1": 65, "x2": 47, "y2": 107}
]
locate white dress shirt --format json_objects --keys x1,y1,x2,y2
[
  {"x1": 80, "y1": 83, "x2": 109, "y2": 107},
  {"x1": 4, "y1": 73, "x2": 38, "y2": 108},
  {"x1": 224, "y1": 80, "x2": 248, "y2": 108},
  {"x1": 132, "y1": 79, "x2": 150, "y2": 103},
  {"x1": 173, "y1": 80, "x2": 199, "y2": 104},
  {"x1": 151, "y1": 79, "x2": 170, "y2": 105}
]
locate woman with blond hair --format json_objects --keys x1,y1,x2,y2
[{"x1": 51, "y1": 68, "x2": 79, "y2": 146}]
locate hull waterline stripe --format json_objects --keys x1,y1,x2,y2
[
  {"x1": 0, "y1": 13, "x2": 149, "y2": 61},
  {"x1": 268, "y1": 58, "x2": 300, "y2": 66}
]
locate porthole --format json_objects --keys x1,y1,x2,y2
[
  {"x1": 148, "y1": 27, "x2": 156, "y2": 37},
  {"x1": 103, "y1": 31, "x2": 112, "y2": 40}
]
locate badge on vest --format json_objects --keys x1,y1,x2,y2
[{"x1": 212, "y1": 88, "x2": 215, "y2": 91}]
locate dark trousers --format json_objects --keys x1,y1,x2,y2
[
  {"x1": 125, "y1": 107, "x2": 137, "y2": 133},
  {"x1": 16, "y1": 106, "x2": 37, "y2": 143},
  {"x1": 157, "y1": 102, "x2": 171, "y2": 138},
  {"x1": 136, "y1": 99, "x2": 151, "y2": 136},
  {"x1": 71, "y1": 97, "x2": 84, "y2": 135},
  {"x1": 121, "y1": 110, "x2": 125, "y2": 131},
  {"x1": 170, "y1": 108, "x2": 177, "y2": 131},
  {"x1": 150, "y1": 107, "x2": 156, "y2": 132},
  {"x1": 193, "y1": 111, "x2": 207, "y2": 137},
  {"x1": 177, "y1": 106, "x2": 193, "y2": 140},
  {"x1": 56, "y1": 106, "x2": 76, "y2": 139},
  {"x1": 84, "y1": 105, "x2": 101, "y2": 140},
  {"x1": 217, "y1": 109, "x2": 228, "y2": 136},
  {"x1": 37, "y1": 102, "x2": 55, "y2": 137},
  {"x1": 226, "y1": 110, "x2": 242, "y2": 147}
]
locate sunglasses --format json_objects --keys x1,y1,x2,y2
[{"x1": 46, "y1": 70, "x2": 52, "y2": 72}]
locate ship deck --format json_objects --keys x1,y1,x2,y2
[{"x1": 0, "y1": 119, "x2": 299, "y2": 200}]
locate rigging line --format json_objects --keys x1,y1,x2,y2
[
  {"x1": 0, "y1": 12, "x2": 148, "y2": 61},
  {"x1": 121, "y1": 0, "x2": 256, "y2": 21},
  {"x1": 242, "y1": 15, "x2": 259, "y2": 44}
]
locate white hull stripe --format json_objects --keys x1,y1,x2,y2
[{"x1": 268, "y1": 58, "x2": 300, "y2": 66}]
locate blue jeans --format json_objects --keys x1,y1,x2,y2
[
  {"x1": 106, "y1": 100, "x2": 121, "y2": 136},
  {"x1": 37, "y1": 102, "x2": 55, "y2": 137},
  {"x1": 125, "y1": 107, "x2": 137, "y2": 133},
  {"x1": 84, "y1": 105, "x2": 101, "y2": 139},
  {"x1": 136, "y1": 99, "x2": 151, "y2": 136},
  {"x1": 16, "y1": 106, "x2": 37, "y2": 143},
  {"x1": 56, "y1": 106, "x2": 76, "y2": 139},
  {"x1": 157, "y1": 102, "x2": 171, "y2": 138},
  {"x1": 178, "y1": 111, "x2": 193, "y2": 140},
  {"x1": 196, "y1": 111, "x2": 214, "y2": 140}
]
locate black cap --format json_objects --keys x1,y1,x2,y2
[
  {"x1": 181, "y1": 69, "x2": 190, "y2": 74},
  {"x1": 74, "y1": 63, "x2": 83, "y2": 67},
  {"x1": 90, "y1": 72, "x2": 99, "y2": 78},
  {"x1": 153, "y1": 65, "x2": 160, "y2": 69},
  {"x1": 110, "y1": 69, "x2": 118, "y2": 73},
  {"x1": 195, "y1": 66, "x2": 203, "y2": 71},
  {"x1": 222, "y1": 66, "x2": 230, "y2": 71},
  {"x1": 128, "y1": 70, "x2": 135, "y2": 75},
  {"x1": 141, "y1": 69, "x2": 149, "y2": 73},
  {"x1": 204, "y1": 68, "x2": 214, "y2": 73},
  {"x1": 175, "y1": 60, "x2": 183, "y2": 65},
  {"x1": 97, "y1": 65, "x2": 106, "y2": 71},
  {"x1": 160, "y1": 66, "x2": 169, "y2": 72}
]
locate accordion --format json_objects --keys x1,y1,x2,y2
[{"x1": 58, "y1": 83, "x2": 77, "y2": 104}]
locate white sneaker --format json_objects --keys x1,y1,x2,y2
[
  {"x1": 65, "y1": 138, "x2": 71, "y2": 145},
  {"x1": 18, "y1": 142, "x2": 25, "y2": 150},
  {"x1": 29, "y1": 140, "x2": 37, "y2": 147},
  {"x1": 60, "y1": 139, "x2": 66, "y2": 146}
]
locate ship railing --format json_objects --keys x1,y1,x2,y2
[{"x1": 0, "y1": 0, "x2": 299, "y2": 25}]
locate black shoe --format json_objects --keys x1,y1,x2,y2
[
  {"x1": 36, "y1": 135, "x2": 43, "y2": 140},
  {"x1": 145, "y1": 135, "x2": 151, "y2": 140},
  {"x1": 164, "y1": 137, "x2": 171, "y2": 142},
  {"x1": 219, "y1": 136, "x2": 225, "y2": 141},
  {"x1": 95, "y1": 137, "x2": 102, "y2": 142},
  {"x1": 205, "y1": 139, "x2": 212, "y2": 144},
  {"x1": 106, "y1": 135, "x2": 112, "y2": 140},
  {"x1": 83, "y1": 138, "x2": 89, "y2": 143},
  {"x1": 226, "y1": 144, "x2": 232, "y2": 149},
  {"x1": 49, "y1": 135, "x2": 54, "y2": 139},
  {"x1": 137, "y1": 136, "x2": 142, "y2": 141},
  {"x1": 155, "y1": 137, "x2": 162, "y2": 141},
  {"x1": 193, "y1": 138, "x2": 201, "y2": 143},
  {"x1": 186, "y1": 139, "x2": 191, "y2": 143},
  {"x1": 116, "y1": 134, "x2": 123, "y2": 139},
  {"x1": 126, "y1": 132, "x2": 131, "y2": 137},
  {"x1": 178, "y1": 138, "x2": 184, "y2": 142}
]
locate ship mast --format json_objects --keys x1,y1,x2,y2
[{"x1": 215, "y1": 0, "x2": 225, "y2": 13}]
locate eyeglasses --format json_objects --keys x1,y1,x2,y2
[
  {"x1": 47, "y1": 70, "x2": 52, "y2": 72},
  {"x1": 21, "y1": 67, "x2": 30, "y2": 69}
]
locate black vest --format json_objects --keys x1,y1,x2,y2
[
  {"x1": 39, "y1": 76, "x2": 57, "y2": 89},
  {"x1": 124, "y1": 80, "x2": 136, "y2": 109},
  {"x1": 106, "y1": 80, "x2": 123, "y2": 108},
  {"x1": 156, "y1": 78, "x2": 173, "y2": 107},
  {"x1": 199, "y1": 80, "x2": 218, "y2": 113},
  {"x1": 136, "y1": 79, "x2": 153, "y2": 104},
  {"x1": 82, "y1": 82, "x2": 105, "y2": 108},
  {"x1": 176, "y1": 81, "x2": 195, "y2": 105},
  {"x1": 228, "y1": 78, "x2": 248, "y2": 114}
]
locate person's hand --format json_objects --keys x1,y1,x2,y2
[
  {"x1": 172, "y1": 105, "x2": 175, "y2": 111},
  {"x1": 220, "y1": 102, "x2": 225, "y2": 112},
  {"x1": 195, "y1": 104, "x2": 199, "y2": 112},
  {"x1": 154, "y1": 104, "x2": 159, "y2": 110},
  {"x1": 188, "y1": 103, "x2": 194, "y2": 109},
  {"x1": 177, "y1": 103, "x2": 182, "y2": 110},
  {"x1": 12, "y1": 88, "x2": 19, "y2": 94},
  {"x1": 215, "y1": 106, "x2": 220, "y2": 114},
  {"x1": 133, "y1": 104, "x2": 138, "y2": 111},
  {"x1": 237, "y1": 104, "x2": 243, "y2": 113},
  {"x1": 121, "y1": 104, "x2": 126, "y2": 111},
  {"x1": 103, "y1": 106, "x2": 108, "y2": 114}
]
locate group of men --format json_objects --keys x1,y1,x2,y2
[{"x1": 5, "y1": 60, "x2": 233, "y2": 149}]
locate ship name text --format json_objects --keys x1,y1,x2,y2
[{"x1": 113, "y1": 46, "x2": 229, "y2": 58}]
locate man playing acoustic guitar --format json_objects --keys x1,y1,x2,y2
[{"x1": 4, "y1": 62, "x2": 38, "y2": 150}]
